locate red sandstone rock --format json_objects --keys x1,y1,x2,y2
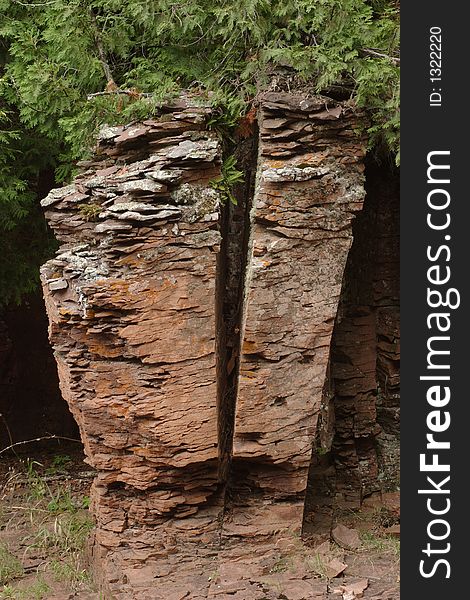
[
  {"x1": 332, "y1": 524, "x2": 361, "y2": 551},
  {"x1": 382, "y1": 492, "x2": 400, "y2": 517},
  {"x1": 231, "y1": 91, "x2": 367, "y2": 533},
  {"x1": 325, "y1": 557, "x2": 348, "y2": 579},
  {"x1": 333, "y1": 578, "x2": 369, "y2": 600},
  {"x1": 385, "y1": 524, "x2": 400, "y2": 538},
  {"x1": 41, "y1": 93, "x2": 369, "y2": 599}
]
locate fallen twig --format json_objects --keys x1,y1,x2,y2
[
  {"x1": 361, "y1": 48, "x2": 400, "y2": 64},
  {"x1": 0, "y1": 435, "x2": 82, "y2": 456},
  {"x1": 87, "y1": 89, "x2": 153, "y2": 100}
]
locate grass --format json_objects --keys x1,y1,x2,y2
[
  {"x1": 0, "y1": 545, "x2": 23, "y2": 586},
  {"x1": 21, "y1": 458, "x2": 90, "y2": 517},
  {"x1": 29, "y1": 511, "x2": 94, "y2": 556},
  {"x1": 0, "y1": 579, "x2": 51, "y2": 600},
  {"x1": 269, "y1": 556, "x2": 290, "y2": 574},
  {"x1": 268, "y1": 531, "x2": 347, "y2": 581},
  {"x1": 0, "y1": 455, "x2": 95, "y2": 597},
  {"x1": 360, "y1": 531, "x2": 400, "y2": 557},
  {"x1": 46, "y1": 455, "x2": 73, "y2": 476},
  {"x1": 307, "y1": 552, "x2": 328, "y2": 579},
  {"x1": 49, "y1": 557, "x2": 90, "y2": 586}
]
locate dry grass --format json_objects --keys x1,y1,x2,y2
[{"x1": 0, "y1": 453, "x2": 95, "y2": 599}]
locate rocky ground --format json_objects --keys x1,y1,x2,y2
[{"x1": 1, "y1": 444, "x2": 399, "y2": 599}]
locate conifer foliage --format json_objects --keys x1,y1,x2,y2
[{"x1": 0, "y1": 0, "x2": 399, "y2": 305}]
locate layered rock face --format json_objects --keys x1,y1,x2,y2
[
  {"x1": 303, "y1": 161, "x2": 400, "y2": 520},
  {"x1": 41, "y1": 93, "x2": 369, "y2": 598},
  {"x1": 227, "y1": 94, "x2": 367, "y2": 536},
  {"x1": 329, "y1": 161, "x2": 400, "y2": 506},
  {"x1": 41, "y1": 98, "x2": 225, "y2": 595}
]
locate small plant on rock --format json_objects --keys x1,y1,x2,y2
[
  {"x1": 78, "y1": 203, "x2": 102, "y2": 222},
  {"x1": 210, "y1": 155, "x2": 244, "y2": 205}
]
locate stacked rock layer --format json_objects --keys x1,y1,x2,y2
[
  {"x1": 228, "y1": 93, "x2": 367, "y2": 536},
  {"x1": 41, "y1": 93, "x2": 368, "y2": 599}
]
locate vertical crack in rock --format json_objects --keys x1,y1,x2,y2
[
  {"x1": 216, "y1": 130, "x2": 260, "y2": 489},
  {"x1": 302, "y1": 362, "x2": 337, "y2": 536},
  {"x1": 224, "y1": 92, "x2": 368, "y2": 540}
]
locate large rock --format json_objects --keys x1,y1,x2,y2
[
  {"x1": 41, "y1": 92, "x2": 368, "y2": 598},
  {"x1": 328, "y1": 162, "x2": 400, "y2": 507},
  {"x1": 41, "y1": 99, "x2": 226, "y2": 595},
  {"x1": 229, "y1": 92, "x2": 367, "y2": 534}
]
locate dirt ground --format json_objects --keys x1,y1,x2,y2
[
  {"x1": 1, "y1": 443, "x2": 399, "y2": 599},
  {"x1": 0, "y1": 442, "x2": 96, "y2": 599},
  {"x1": 320, "y1": 501, "x2": 400, "y2": 599}
]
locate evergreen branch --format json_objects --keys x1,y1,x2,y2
[
  {"x1": 0, "y1": 0, "x2": 401, "y2": 306},
  {"x1": 9, "y1": 75, "x2": 43, "y2": 113}
]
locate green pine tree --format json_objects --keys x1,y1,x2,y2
[{"x1": 0, "y1": 0, "x2": 399, "y2": 306}]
